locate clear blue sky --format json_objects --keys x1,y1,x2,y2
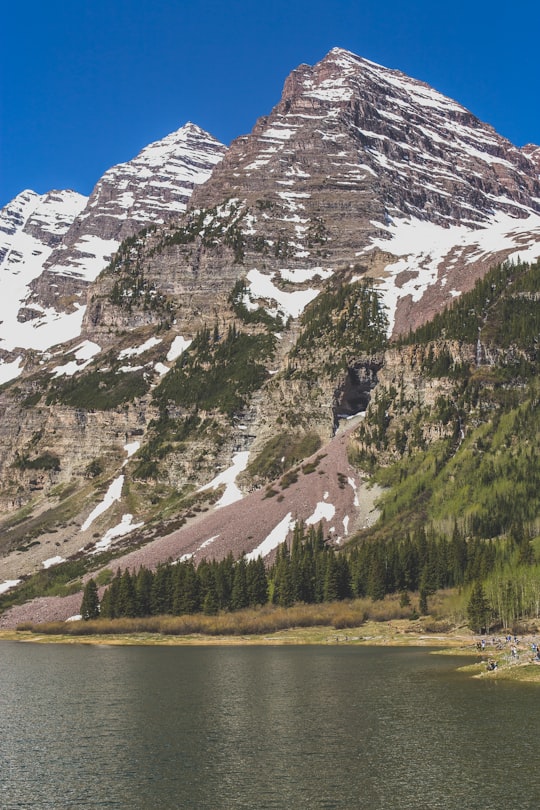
[{"x1": 2, "y1": 0, "x2": 539, "y2": 209}]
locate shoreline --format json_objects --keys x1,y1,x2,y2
[{"x1": 2, "y1": 619, "x2": 539, "y2": 682}]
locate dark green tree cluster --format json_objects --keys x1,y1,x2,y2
[
  {"x1": 109, "y1": 271, "x2": 174, "y2": 319},
  {"x1": 153, "y1": 323, "x2": 275, "y2": 416},
  {"x1": 98, "y1": 554, "x2": 268, "y2": 619},
  {"x1": 161, "y1": 204, "x2": 245, "y2": 262},
  {"x1": 270, "y1": 523, "x2": 352, "y2": 605},
  {"x1": 46, "y1": 368, "x2": 150, "y2": 410},
  {"x1": 103, "y1": 228, "x2": 174, "y2": 323},
  {"x1": 403, "y1": 258, "x2": 540, "y2": 374},
  {"x1": 290, "y1": 280, "x2": 388, "y2": 375},
  {"x1": 466, "y1": 581, "x2": 492, "y2": 633},
  {"x1": 80, "y1": 578, "x2": 100, "y2": 620},
  {"x1": 348, "y1": 525, "x2": 504, "y2": 602},
  {"x1": 91, "y1": 519, "x2": 513, "y2": 621}
]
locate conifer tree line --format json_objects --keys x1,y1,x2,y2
[
  {"x1": 402, "y1": 257, "x2": 540, "y2": 362},
  {"x1": 81, "y1": 520, "x2": 524, "y2": 621}
]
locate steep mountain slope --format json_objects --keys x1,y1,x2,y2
[
  {"x1": 190, "y1": 47, "x2": 540, "y2": 334},
  {"x1": 0, "y1": 48, "x2": 539, "y2": 618},
  {"x1": 0, "y1": 123, "x2": 226, "y2": 370},
  {"x1": 2, "y1": 257, "x2": 537, "y2": 626}
]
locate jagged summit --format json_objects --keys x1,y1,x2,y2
[
  {"x1": 196, "y1": 46, "x2": 538, "y2": 226},
  {"x1": 45, "y1": 121, "x2": 227, "y2": 280},
  {"x1": 0, "y1": 123, "x2": 226, "y2": 361},
  {"x1": 190, "y1": 47, "x2": 540, "y2": 333}
]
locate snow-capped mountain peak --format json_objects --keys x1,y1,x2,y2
[
  {"x1": 0, "y1": 123, "x2": 226, "y2": 375},
  {"x1": 190, "y1": 47, "x2": 540, "y2": 335}
]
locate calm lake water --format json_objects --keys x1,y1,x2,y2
[{"x1": 0, "y1": 642, "x2": 538, "y2": 809}]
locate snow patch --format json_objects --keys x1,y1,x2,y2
[
  {"x1": 80, "y1": 475, "x2": 124, "y2": 532},
  {"x1": 306, "y1": 502, "x2": 336, "y2": 525},
  {"x1": 52, "y1": 340, "x2": 101, "y2": 377},
  {"x1": 198, "y1": 452, "x2": 250, "y2": 509},
  {"x1": 246, "y1": 269, "x2": 320, "y2": 319},
  {"x1": 0, "y1": 579, "x2": 21, "y2": 595},
  {"x1": 0, "y1": 356, "x2": 23, "y2": 385},
  {"x1": 198, "y1": 535, "x2": 220, "y2": 552},
  {"x1": 92, "y1": 514, "x2": 144, "y2": 553},
  {"x1": 119, "y1": 336, "x2": 162, "y2": 359},
  {"x1": 42, "y1": 556, "x2": 66, "y2": 569},
  {"x1": 123, "y1": 441, "x2": 140, "y2": 459},
  {"x1": 118, "y1": 365, "x2": 144, "y2": 373},
  {"x1": 245, "y1": 513, "x2": 295, "y2": 561},
  {"x1": 348, "y1": 477, "x2": 360, "y2": 507},
  {"x1": 361, "y1": 212, "x2": 540, "y2": 334},
  {"x1": 279, "y1": 267, "x2": 333, "y2": 283},
  {"x1": 167, "y1": 335, "x2": 192, "y2": 362}
]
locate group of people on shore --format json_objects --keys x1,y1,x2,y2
[{"x1": 476, "y1": 634, "x2": 540, "y2": 671}]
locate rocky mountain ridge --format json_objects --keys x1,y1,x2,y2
[
  {"x1": 190, "y1": 48, "x2": 540, "y2": 334},
  {"x1": 0, "y1": 123, "x2": 226, "y2": 371}
]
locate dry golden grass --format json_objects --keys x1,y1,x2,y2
[{"x1": 15, "y1": 596, "x2": 426, "y2": 638}]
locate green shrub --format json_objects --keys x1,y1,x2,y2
[{"x1": 47, "y1": 369, "x2": 149, "y2": 410}]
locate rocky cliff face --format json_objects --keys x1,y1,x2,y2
[
  {"x1": 1, "y1": 48, "x2": 539, "y2": 593},
  {"x1": 43, "y1": 122, "x2": 227, "y2": 281},
  {"x1": 0, "y1": 123, "x2": 226, "y2": 369},
  {"x1": 191, "y1": 48, "x2": 540, "y2": 335}
]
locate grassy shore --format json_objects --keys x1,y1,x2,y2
[
  {"x1": 2, "y1": 619, "x2": 539, "y2": 682},
  {"x1": 1, "y1": 598, "x2": 539, "y2": 683},
  {"x1": 0, "y1": 617, "x2": 470, "y2": 650}
]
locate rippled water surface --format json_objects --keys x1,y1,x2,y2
[{"x1": 1, "y1": 643, "x2": 538, "y2": 809}]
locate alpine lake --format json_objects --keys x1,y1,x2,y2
[{"x1": 1, "y1": 642, "x2": 538, "y2": 809}]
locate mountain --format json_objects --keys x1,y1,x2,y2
[
  {"x1": 190, "y1": 47, "x2": 540, "y2": 334},
  {"x1": 0, "y1": 48, "x2": 539, "y2": 624},
  {"x1": 0, "y1": 123, "x2": 226, "y2": 372}
]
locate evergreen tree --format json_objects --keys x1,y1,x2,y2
[
  {"x1": 80, "y1": 578, "x2": 100, "y2": 620},
  {"x1": 467, "y1": 582, "x2": 492, "y2": 633},
  {"x1": 118, "y1": 570, "x2": 137, "y2": 617},
  {"x1": 323, "y1": 552, "x2": 340, "y2": 602},
  {"x1": 231, "y1": 557, "x2": 249, "y2": 611},
  {"x1": 135, "y1": 567, "x2": 154, "y2": 616},
  {"x1": 246, "y1": 557, "x2": 268, "y2": 606},
  {"x1": 151, "y1": 565, "x2": 173, "y2": 615},
  {"x1": 173, "y1": 561, "x2": 200, "y2": 614}
]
